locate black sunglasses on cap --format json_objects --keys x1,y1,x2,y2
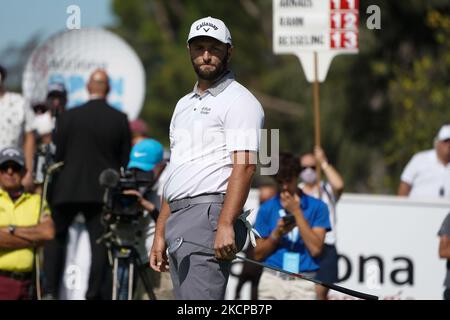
[{"x1": 0, "y1": 162, "x2": 24, "y2": 173}]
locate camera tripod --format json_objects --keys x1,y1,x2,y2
[{"x1": 110, "y1": 244, "x2": 157, "y2": 300}]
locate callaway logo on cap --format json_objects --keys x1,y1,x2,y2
[
  {"x1": 187, "y1": 16, "x2": 232, "y2": 45},
  {"x1": 0, "y1": 146, "x2": 25, "y2": 167}
]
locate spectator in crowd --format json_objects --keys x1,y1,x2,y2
[
  {"x1": 254, "y1": 152, "x2": 330, "y2": 300},
  {"x1": 0, "y1": 146, "x2": 54, "y2": 299},
  {"x1": 234, "y1": 176, "x2": 277, "y2": 300},
  {"x1": 299, "y1": 146, "x2": 344, "y2": 300},
  {"x1": 43, "y1": 69, "x2": 131, "y2": 300},
  {"x1": 438, "y1": 212, "x2": 450, "y2": 300},
  {"x1": 31, "y1": 83, "x2": 68, "y2": 186},
  {"x1": 129, "y1": 118, "x2": 150, "y2": 146},
  {"x1": 46, "y1": 82, "x2": 67, "y2": 120},
  {"x1": 0, "y1": 65, "x2": 35, "y2": 190},
  {"x1": 33, "y1": 82, "x2": 68, "y2": 137},
  {"x1": 399, "y1": 124, "x2": 450, "y2": 199}
]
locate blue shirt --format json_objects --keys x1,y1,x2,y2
[{"x1": 254, "y1": 192, "x2": 331, "y2": 272}]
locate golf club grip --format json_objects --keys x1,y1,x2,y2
[{"x1": 319, "y1": 281, "x2": 378, "y2": 300}]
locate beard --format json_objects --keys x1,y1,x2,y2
[{"x1": 192, "y1": 53, "x2": 228, "y2": 81}]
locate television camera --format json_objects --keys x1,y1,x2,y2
[{"x1": 98, "y1": 168, "x2": 158, "y2": 300}]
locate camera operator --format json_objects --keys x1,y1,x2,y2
[{"x1": 108, "y1": 137, "x2": 173, "y2": 300}]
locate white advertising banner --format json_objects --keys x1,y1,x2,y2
[
  {"x1": 226, "y1": 192, "x2": 449, "y2": 300},
  {"x1": 330, "y1": 194, "x2": 449, "y2": 300}
]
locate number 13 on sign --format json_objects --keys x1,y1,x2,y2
[{"x1": 331, "y1": 31, "x2": 358, "y2": 49}]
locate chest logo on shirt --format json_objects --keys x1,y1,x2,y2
[{"x1": 200, "y1": 106, "x2": 211, "y2": 115}]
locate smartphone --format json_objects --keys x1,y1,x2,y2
[{"x1": 282, "y1": 214, "x2": 296, "y2": 225}]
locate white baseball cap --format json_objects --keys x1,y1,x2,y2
[
  {"x1": 437, "y1": 124, "x2": 450, "y2": 141},
  {"x1": 187, "y1": 16, "x2": 232, "y2": 46}
]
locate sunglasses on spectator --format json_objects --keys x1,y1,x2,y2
[
  {"x1": 0, "y1": 162, "x2": 23, "y2": 173},
  {"x1": 301, "y1": 165, "x2": 316, "y2": 171}
]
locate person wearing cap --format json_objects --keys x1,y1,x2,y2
[
  {"x1": 0, "y1": 146, "x2": 54, "y2": 299},
  {"x1": 46, "y1": 82, "x2": 67, "y2": 118},
  {"x1": 114, "y1": 138, "x2": 174, "y2": 300},
  {"x1": 31, "y1": 82, "x2": 68, "y2": 187},
  {"x1": 149, "y1": 16, "x2": 264, "y2": 299},
  {"x1": 0, "y1": 65, "x2": 36, "y2": 191},
  {"x1": 32, "y1": 82, "x2": 67, "y2": 139},
  {"x1": 43, "y1": 69, "x2": 131, "y2": 300},
  {"x1": 125, "y1": 138, "x2": 165, "y2": 212},
  {"x1": 399, "y1": 124, "x2": 450, "y2": 199}
]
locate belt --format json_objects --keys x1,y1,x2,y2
[
  {"x1": 169, "y1": 193, "x2": 225, "y2": 212},
  {"x1": 265, "y1": 268, "x2": 316, "y2": 281},
  {"x1": 0, "y1": 270, "x2": 32, "y2": 281},
  {"x1": 168, "y1": 193, "x2": 261, "y2": 247}
]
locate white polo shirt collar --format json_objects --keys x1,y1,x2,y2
[{"x1": 190, "y1": 70, "x2": 235, "y2": 98}]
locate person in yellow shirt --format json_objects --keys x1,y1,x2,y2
[{"x1": 0, "y1": 146, "x2": 54, "y2": 300}]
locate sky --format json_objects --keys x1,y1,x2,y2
[{"x1": 0, "y1": 0, "x2": 115, "y2": 52}]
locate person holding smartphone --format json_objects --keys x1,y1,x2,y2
[{"x1": 253, "y1": 152, "x2": 330, "y2": 300}]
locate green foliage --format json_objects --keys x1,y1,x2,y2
[{"x1": 384, "y1": 9, "x2": 450, "y2": 190}]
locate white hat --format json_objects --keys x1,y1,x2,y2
[
  {"x1": 437, "y1": 125, "x2": 450, "y2": 141},
  {"x1": 187, "y1": 16, "x2": 232, "y2": 45}
]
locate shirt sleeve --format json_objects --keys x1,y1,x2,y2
[
  {"x1": 400, "y1": 154, "x2": 419, "y2": 185},
  {"x1": 23, "y1": 98, "x2": 35, "y2": 133},
  {"x1": 224, "y1": 92, "x2": 264, "y2": 153},
  {"x1": 311, "y1": 201, "x2": 331, "y2": 231},
  {"x1": 438, "y1": 213, "x2": 450, "y2": 237},
  {"x1": 253, "y1": 202, "x2": 272, "y2": 238}
]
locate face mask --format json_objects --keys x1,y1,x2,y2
[
  {"x1": 33, "y1": 112, "x2": 54, "y2": 136},
  {"x1": 300, "y1": 167, "x2": 317, "y2": 184}
]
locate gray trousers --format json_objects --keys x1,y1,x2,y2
[{"x1": 165, "y1": 202, "x2": 246, "y2": 300}]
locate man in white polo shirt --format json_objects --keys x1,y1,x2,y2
[
  {"x1": 399, "y1": 124, "x2": 450, "y2": 199},
  {"x1": 149, "y1": 16, "x2": 264, "y2": 299},
  {"x1": 0, "y1": 65, "x2": 35, "y2": 190}
]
